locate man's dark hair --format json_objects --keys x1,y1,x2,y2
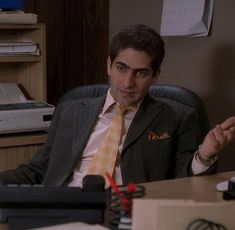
[{"x1": 109, "y1": 24, "x2": 165, "y2": 74}]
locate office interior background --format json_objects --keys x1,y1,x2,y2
[{"x1": 23, "y1": 0, "x2": 235, "y2": 172}]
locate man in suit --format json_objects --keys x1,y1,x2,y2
[{"x1": 0, "y1": 24, "x2": 234, "y2": 186}]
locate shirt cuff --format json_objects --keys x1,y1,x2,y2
[{"x1": 191, "y1": 154, "x2": 210, "y2": 175}]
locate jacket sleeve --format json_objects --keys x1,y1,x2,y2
[{"x1": 174, "y1": 107, "x2": 216, "y2": 178}]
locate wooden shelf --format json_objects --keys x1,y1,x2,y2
[
  {"x1": 0, "y1": 24, "x2": 43, "y2": 29},
  {"x1": 0, "y1": 133, "x2": 48, "y2": 148},
  {"x1": 0, "y1": 55, "x2": 41, "y2": 62},
  {"x1": 0, "y1": 23, "x2": 47, "y2": 170},
  {"x1": 0, "y1": 23, "x2": 46, "y2": 101}
]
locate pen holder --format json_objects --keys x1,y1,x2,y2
[{"x1": 108, "y1": 184, "x2": 145, "y2": 230}]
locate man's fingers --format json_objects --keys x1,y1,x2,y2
[
  {"x1": 212, "y1": 125, "x2": 226, "y2": 145},
  {"x1": 221, "y1": 116, "x2": 235, "y2": 130},
  {"x1": 223, "y1": 126, "x2": 235, "y2": 142},
  {"x1": 206, "y1": 129, "x2": 220, "y2": 147},
  {"x1": 202, "y1": 118, "x2": 235, "y2": 157}
]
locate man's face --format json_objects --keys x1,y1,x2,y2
[{"x1": 107, "y1": 48, "x2": 159, "y2": 106}]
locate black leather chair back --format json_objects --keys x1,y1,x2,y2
[{"x1": 59, "y1": 84, "x2": 209, "y2": 141}]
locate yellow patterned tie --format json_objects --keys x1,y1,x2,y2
[{"x1": 87, "y1": 104, "x2": 135, "y2": 186}]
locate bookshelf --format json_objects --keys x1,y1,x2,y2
[{"x1": 0, "y1": 24, "x2": 48, "y2": 171}]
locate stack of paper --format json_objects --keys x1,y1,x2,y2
[{"x1": 0, "y1": 38, "x2": 39, "y2": 56}]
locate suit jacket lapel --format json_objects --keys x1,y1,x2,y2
[
  {"x1": 71, "y1": 95, "x2": 106, "y2": 165},
  {"x1": 123, "y1": 94, "x2": 165, "y2": 151}
]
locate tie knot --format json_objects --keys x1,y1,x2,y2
[{"x1": 115, "y1": 104, "x2": 137, "y2": 115}]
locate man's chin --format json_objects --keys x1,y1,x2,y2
[{"x1": 117, "y1": 98, "x2": 138, "y2": 106}]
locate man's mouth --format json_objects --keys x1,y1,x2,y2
[{"x1": 120, "y1": 90, "x2": 136, "y2": 95}]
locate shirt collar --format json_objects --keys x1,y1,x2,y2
[
  {"x1": 101, "y1": 88, "x2": 142, "y2": 115},
  {"x1": 100, "y1": 89, "x2": 116, "y2": 115}
]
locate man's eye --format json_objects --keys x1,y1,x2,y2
[
  {"x1": 116, "y1": 65, "x2": 127, "y2": 72},
  {"x1": 136, "y1": 71, "x2": 149, "y2": 78}
]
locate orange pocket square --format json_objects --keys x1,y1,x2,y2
[{"x1": 148, "y1": 131, "x2": 170, "y2": 141}]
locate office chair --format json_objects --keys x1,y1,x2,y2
[{"x1": 59, "y1": 84, "x2": 210, "y2": 142}]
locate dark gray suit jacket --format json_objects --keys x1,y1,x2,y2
[{"x1": 0, "y1": 93, "x2": 212, "y2": 185}]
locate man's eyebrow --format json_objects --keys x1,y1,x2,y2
[
  {"x1": 135, "y1": 68, "x2": 151, "y2": 72},
  {"x1": 115, "y1": 61, "x2": 129, "y2": 67},
  {"x1": 115, "y1": 61, "x2": 151, "y2": 72}
]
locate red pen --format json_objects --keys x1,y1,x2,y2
[{"x1": 105, "y1": 172, "x2": 121, "y2": 195}]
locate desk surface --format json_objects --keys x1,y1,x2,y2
[
  {"x1": 0, "y1": 171, "x2": 234, "y2": 230},
  {"x1": 142, "y1": 170, "x2": 235, "y2": 202}
]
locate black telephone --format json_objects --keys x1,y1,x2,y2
[{"x1": 0, "y1": 175, "x2": 106, "y2": 230}]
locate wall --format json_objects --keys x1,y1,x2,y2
[
  {"x1": 24, "y1": 0, "x2": 109, "y2": 105},
  {"x1": 110, "y1": 0, "x2": 235, "y2": 172}
]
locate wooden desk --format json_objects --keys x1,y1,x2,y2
[
  {"x1": 0, "y1": 133, "x2": 47, "y2": 171},
  {"x1": 132, "y1": 171, "x2": 235, "y2": 230},
  {"x1": 0, "y1": 171, "x2": 234, "y2": 230},
  {"x1": 142, "y1": 171, "x2": 235, "y2": 201}
]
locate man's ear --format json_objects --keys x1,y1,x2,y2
[{"x1": 107, "y1": 56, "x2": 112, "y2": 76}]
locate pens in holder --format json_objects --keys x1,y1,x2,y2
[
  {"x1": 120, "y1": 183, "x2": 136, "y2": 212},
  {"x1": 105, "y1": 172, "x2": 145, "y2": 230}
]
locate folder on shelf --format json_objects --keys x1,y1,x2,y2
[
  {"x1": 0, "y1": 38, "x2": 40, "y2": 56},
  {"x1": 0, "y1": 43, "x2": 38, "y2": 54}
]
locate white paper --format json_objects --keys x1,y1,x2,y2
[
  {"x1": 31, "y1": 222, "x2": 109, "y2": 230},
  {"x1": 0, "y1": 83, "x2": 27, "y2": 104},
  {"x1": 160, "y1": 0, "x2": 213, "y2": 37}
]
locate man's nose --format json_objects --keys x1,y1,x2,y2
[{"x1": 124, "y1": 72, "x2": 135, "y2": 88}]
